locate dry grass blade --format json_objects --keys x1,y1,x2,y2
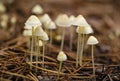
[
  {"x1": 0, "y1": 71, "x2": 30, "y2": 80},
  {"x1": 27, "y1": 62, "x2": 65, "y2": 75}
]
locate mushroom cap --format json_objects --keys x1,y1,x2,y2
[
  {"x1": 76, "y1": 24, "x2": 93, "y2": 34},
  {"x1": 38, "y1": 40, "x2": 43, "y2": 46},
  {"x1": 25, "y1": 15, "x2": 41, "y2": 27},
  {"x1": 34, "y1": 26, "x2": 45, "y2": 36},
  {"x1": 23, "y1": 29, "x2": 32, "y2": 36},
  {"x1": 40, "y1": 31, "x2": 49, "y2": 41},
  {"x1": 69, "y1": 15, "x2": 75, "y2": 25},
  {"x1": 85, "y1": 25, "x2": 94, "y2": 34},
  {"x1": 72, "y1": 15, "x2": 88, "y2": 26},
  {"x1": 39, "y1": 14, "x2": 51, "y2": 24},
  {"x1": 32, "y1": 4, "x2": 43, "y2": 14},
  {"x1": 55, "y1": 14, "x2": 70, "y2": 27},
  {"x1": 44, "y1": 21, "x2": 56, "y2": 29},
  {"x1": 57, "y1": 51, "x2": 67, "y2": 61},
  {"x1": 87, "y1": 36, "x2": 99, "y2": 45}
]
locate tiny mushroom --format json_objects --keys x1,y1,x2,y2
[
  {"x1": 57, "y1": 51, "x2": 67, "y2": 81},
  {"x1": 87, "y1": 36, "x2": 99, "y2": 81},
  {"x1": 32, "y1": 4, "x2": 44, "y2": 14}
]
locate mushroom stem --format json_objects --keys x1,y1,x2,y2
[
  {"x1": 42, "y1": 42, "x2": 45, "y2": 67},
  {"x1": 79, "y1": 34, "x2": 85, "y2": 66},
  {"x1": 91, "y1": 45, "x2": 96, "y2": 81},
  {"x1": 30, "y1": 27, "x2": 34, "y2": 69},
  {"x1": 49, "y1": 29, "x2": 52, "y2": 52},
  {"x1": 50, "y1": 29, "x2": 52, "y2": 45},
  {"x1": 69, "y1": 27, "x2": 73, "y2": 51},
  {"x1": 36, "y1": 36, "x2": 39, "y2": 71},
  {"x1": 76, "y1": 33, "x2": 81, "y2": 68},
  {"x1": 60, "y1": 28, "x2": 65, "y2": 51},
  {"x1": 57, "y1": 61, "x2": 63, "y2": 81}
]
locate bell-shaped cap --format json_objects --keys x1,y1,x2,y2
[
  {"x1": 32, "y1": 4, "x2": 43, "y2": 14},
  {"x1": 57, "y1": 51, "x2": 67, "y2": 61},
  {"x1": 55, "y1": 14, "x2": 70, "y2": 27},
  {"x1": 72, "y1": 15, "x2": 89, "y2": 26},
  {"x1": 25, "y1": 15, "x2": 41, "y2": 27},
  {"x1": 44, "y1": 21, "x2": 56, "y2": 29},
  {"x1": 76, "y1": 24, "x2": 94, "y2": 34},
  {"x1": 23, "y1": 30, "x2": 32, "y2": 36},
  {"x1": 39, "y1": 14, "x2": 51, "y2": 24},
  {"x1": 34, "y1": 26, "x2": 45, "y2": 36},
  {"x1": 87, "y1": 36, "x2": 99, "y2": 45},
  {"x1": 85, "y1": 25, "x2": 94, "y2": 34},
  {"x1": 76, "y1": 26, "x2": 86, "y2": 34}
]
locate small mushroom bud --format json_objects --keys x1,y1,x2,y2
[
  {"x1": 39, "y1": 14, "x2": 51, "y2": 24},
  {"x1": 87, "y1": 36, "x2": 99, "y2": 45},
  {"x1": 57, "y1": 51, "x2": 67, "y2": 61},
  {"x1": 32, "y1": 4, "x2": 43, "y2": 14}
]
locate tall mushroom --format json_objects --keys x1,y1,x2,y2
[
  {"x1": 73, "y1": 15, "x2": 93, "y2": 67},
  {"x1": 87, "y1": 36, "x2": 99, "y2": 81},
  {"x1": 55, "y1": 14, "x2": 70, "y2": 51},
  {"x1": 25, "y1": 15, "x2": 41, "y2": 69},
  {"x1": 34, "y1": 26, "x2": 49, "y2": 67},
  {"x1": 57, "y1": 51, "x2": 67, "y2": 81}
]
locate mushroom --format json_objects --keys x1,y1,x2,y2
[
  {"x1": 55, "y1": 14, "x2": 70, "y2": 51},
  {"x1": 69, "y1": 15, "x2": 75, "y2": 51},
  {"x1": 57, "y1": 51, "x2": 67, "y2": 81},
  {"x1": 25, "y1": 15, "x2": 41, "y2": 69},
  {"x1": 74, "y1": 15, "x2": 93, "y2": 67},
  {"x1": 32, "y1": 4, "x2": 44, "y2": 15},
  {"x1": 34, "y1": 26, "x2": 49, "y2": 67},
  {"x1": 44, "y1": 21, "x2": 56, "y2": 49},
  {"x1": 87, "y1": 36, "x2": 99, "y2": 81}
]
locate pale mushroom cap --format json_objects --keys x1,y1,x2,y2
[
  {"x1": 85, "y1": 25, "x2": 94, "y2": 34},
  {"x1": 39, "y1": 14, "x2": 51, "y2": 24},
  {"x1": 0, "y1": 3, "x2": 6, "y2": 13},
  {"x1": 72, "y1": 15, "x2": 88, "y2": 26},
  {"x1": 32, "y1": 4, "x2": 43, "y2": 14},
  {"x1": 57, "y1": 51, "x2": 67, "y2": 61},
  {"x1": 55, "y1": 14, "x2": 70, "y2": 27},
  {"x1": 87, "y1": 36, "x2": 99, "y2": 45},
  {"x1": 40, "y1": 31, "x2": 49, "y2": 41},
  {"x1": 38, "y1": 40, "x2": 43, "y2": 46},
  {"x1": 25, "y1": 15, "x2": 41, "y2": 27},
  {"x1": 76, "y1": 26, "x2": 86, "y2": 34},
  {"x1": 76, "y1": 25, "x2": 94, "y2": 34},
  {"x1": 69, "y1": 15, "x2": 75, "y2": 25},
  {"x1": 34, "y1": 26, "x2": 45, "y2": 36},
  {"x1": 23, "y1": 30, "x2": 32, "y2": 36},
  {"x1": 44, "y1": 21, "x2": 56, "y2": 29}
]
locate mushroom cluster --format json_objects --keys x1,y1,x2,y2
[{"x1": 23, "y1": 6, "x2": 99, "y2": 80}]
